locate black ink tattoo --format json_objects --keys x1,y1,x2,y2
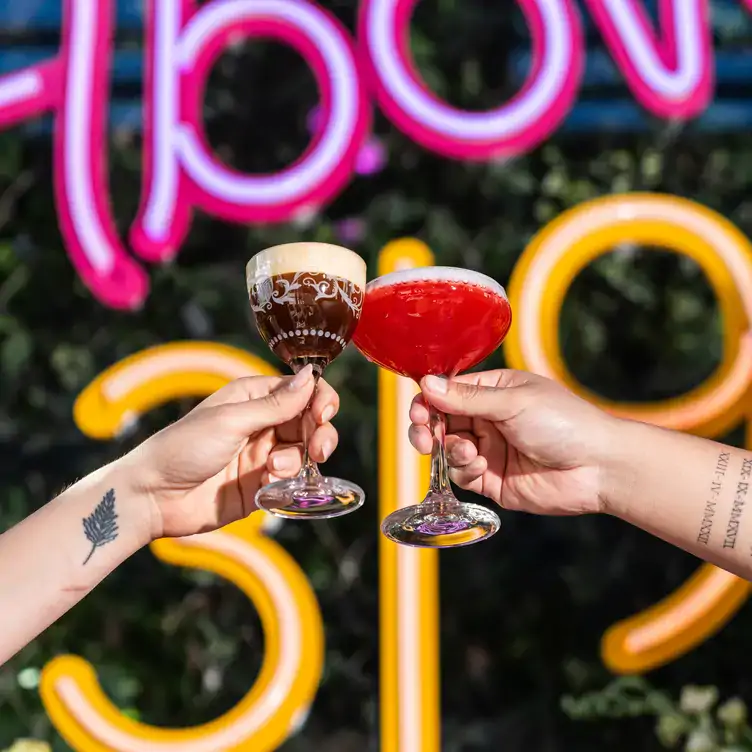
[
  {"x1": 723, "y1": 458, "x2": 752, "y2": 549},
  {"x1": 82, "y1": 488, "x2": 119, "y2": 565},
  {"x1": 697, "y1": 451, "x2": 730, "y2": 545}
]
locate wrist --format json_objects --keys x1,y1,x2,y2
[
  {"x1": 109, "y1": 449, "x2": 165, "y2": 544},
  {"x1": 595, "y1": 415, "x2": 646, "y2": 519}
]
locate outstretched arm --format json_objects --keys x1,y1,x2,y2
[
  {"x1": 0, "y1": 458, "x2": 152, "y2": 665},
  {"x1": 0, "y1": 367, "x2": 339, "y2": 665}
]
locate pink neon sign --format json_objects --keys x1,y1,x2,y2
[
  {"x1": 0, "y1": 0, "x2": 721, "y2": 309},
  {"x1": 131, "y1": 0, "x2": 369, "y2": 263}
]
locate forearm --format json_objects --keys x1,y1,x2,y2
[
  {"x1": 602, "y1": 418, "x2": 752, "y2": 579},
  {"x1": 0, "y1": 457, "x2": 155, "y2": 664}
]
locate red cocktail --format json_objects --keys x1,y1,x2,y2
[{"x1": 353, "y1": 267, "x2": 512, "y2": 548}]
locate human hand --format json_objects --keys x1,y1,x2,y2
[
  {"x1": 122, "y1": 365, "x2": 339, "y2": 539},
  {"x1": 409, "y1": 370, "x2": 620, "y2": 516}
]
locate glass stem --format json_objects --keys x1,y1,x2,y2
[
  {"x1": 298, "y1": 368, "x2": 321, "y2": 483},
  {"x1": 427, "y1": 402, "x2": 454, "y2": 498}
]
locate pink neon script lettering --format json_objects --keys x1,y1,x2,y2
[
  {"x1": 130, "y1": 0, "x2": 369, "y2": 262},
  {"x1": 358, "y1": 0, "x2": 584, "y2": 160},
  {"x1": 0, "y1": 62, "x2": 59, "y2": 130},
  {"x1": 0, "y1": 1, "x2": 148, "y2": 310},
  {"x1": 56, "y1": 0, "x2": 149, "y2": 309},
  {"x1": 584, "y1": 0, "x2": 713, "y2": 119}
]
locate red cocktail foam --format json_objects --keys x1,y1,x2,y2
[{"x1": 354, "y1": 267, "x2": 512, "y2": 381}]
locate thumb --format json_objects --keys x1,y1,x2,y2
[
  {"x1": 420, "y1": 374, "x2": 524, "y2": 422},
  {"x1": 220, "y1": 365, "x2": 316, "y2": 436}
]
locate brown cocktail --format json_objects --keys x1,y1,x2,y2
[{"x1": 247, "y1": 242, "x2": 366, "y2": 519}]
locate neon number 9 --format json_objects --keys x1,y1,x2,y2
[
  {"x1": 40, "y1": 342, "x2": 325, "y2": 751},
  {"x1": 504, "y1": 194, "x2": 752, "y2": 674}
]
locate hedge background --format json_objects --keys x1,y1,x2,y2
[{"x1": 2, "y1": 1, "x2": 752, "y2": 750}]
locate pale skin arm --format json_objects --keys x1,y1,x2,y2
[
  {"x1": 0, "y1": 460, "x2": 153, "y2": 665},
  {"x1": 601, "y1": 418, "x2": 752, "y2": 580},
  {"x1": 0, "y1": 366, "x2": 339, "y2": 666}
]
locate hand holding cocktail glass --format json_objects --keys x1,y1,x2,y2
[
  {"x1": 247, "y1": 245, "x2": 512, "y2": 548},
  {"x1": 353, "y1": 267, "x2": 512, "y2": 548},
  {"x1": 246, "y1": 242, "x2": 366, "y2": 518}
]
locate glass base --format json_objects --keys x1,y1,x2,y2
[
  {"x1": 381, "y1": 494, "x2": 500, "y2": 548},
  {"x1": 255, "y1": 475, "x2": 365, "y2": 520}
]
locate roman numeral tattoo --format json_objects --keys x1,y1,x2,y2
[
  {"x1": 723, "y1": 458, "x2": 752, "y2": 549},
  {"x1": 697, "y1": 451, "x2": 730, "y2": 545}
]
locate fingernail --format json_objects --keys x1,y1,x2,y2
[
  {"x1": 424, "y1": 375, "x2": 447, "y2": 394},
  {"x1": 289, "y1": 364, "x2": 313, "y2": 390},
  {"x1": 272, "y1": 455, "x2": 293, "y2": 471},
  {"x1": 321, "y1": 440, "x2": 334, "y2": 460},
  {"x1": 320, "y1": 405, "x2": 335, "y2": 424}
]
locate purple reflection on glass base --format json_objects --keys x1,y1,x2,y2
[
  {"x1": 255, "y1": 475, "x2": 365, "y2": 520},
  {"x1": 380, "y1": 497, "x2": 500, "y2": 548},
  {"x1": 415, "y1": 517, "x2": 470, "y2": 535},
  {"x1": 291, "y1": 493, "x2": 336, "y2": 509}
]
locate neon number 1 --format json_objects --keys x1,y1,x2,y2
[{"x1": 377, "y1": 239, "x2": 440, "y2": 752}]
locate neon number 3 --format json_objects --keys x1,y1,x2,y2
[{"x1": 40, "y1": 343, "x2": 325, "y2": 751}]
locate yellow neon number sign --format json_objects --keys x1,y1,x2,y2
[
  {"x1": 378, "y1": 239, "x2": 440, "y2": 752},
  {"x1": 505, "y1": 193, "x2": 752, "y2": 674},
  {"x1": 40, "y1": 342, "x2": 325, "y2": 751}
]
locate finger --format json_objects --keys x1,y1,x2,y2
[
  {"x1": 448, "y1": 456, "x2": 488, "y2": 489},
  {"x1": 409, "y1": 394, "x2": 430, "y2": 426},
  {"x1": 408, "y1": 423, "x2": 433, "y2": 454},
  {"x1": 194, "y1": 375, "x2": 284, "y2": 411},
  {"x1": 273, "y1": 377, "x2": 339, "y2": 445},
  {"x1": 217, "y1": 365, "x2": 316, "y2": 437},
  {"x1": 420, "y1": 374, "x2": 527, "y2": 422},
  {"x1": 445, "y1": 433, "x2": 478, "y2": 467},
  {"x1": 452, "y1": 369, "x2": 536, "y2": 389},
  {"x1": 267, "y1": 423, "x2": 338, "y2": 468},
  {"x1": 408, "y1": 424, "x2": 478, "y2": 460},
  {"x1": 410, "y1": 395, "x2": 473, "y2": 435},
  {"x1": 310, "y1": 378, "x2": 340, "y2": 425},
  {"x1": 266, "y1": 444, "x2": 304, "y2": 478},
  {"x1": 308, "y1": 422, "x2": 339, "y2": 463}
]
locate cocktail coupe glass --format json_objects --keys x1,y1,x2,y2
[
  {"x1": 246, "y1": 242, "x2": 366, "y2": 519},
  {"x1": 353, "y1": 267, "x2": 512, "y2": 547}
]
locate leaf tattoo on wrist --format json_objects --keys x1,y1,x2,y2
[{"x1": 82, "y1": 488, "x2": 119, "y2": 565}]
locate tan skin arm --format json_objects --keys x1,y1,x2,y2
[{"x1": 602, "y1": 417, "x2": 752, "y2": 579}]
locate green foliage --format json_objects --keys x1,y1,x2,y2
[
  {"x1": 563, "y1": 678, "x2": 752, "y2": 752},
  {"x1": 1, "y1": 1, "x2": 752, "y2": 750}
]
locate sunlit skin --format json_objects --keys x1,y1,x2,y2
[
  {"x1": 0, "y1": 366, "x2": 339, "y2": 666},
  {"x1": 409, "y1": 369, "x2": 752, "y2": 582},
  {"x1": 132, "y1": 366, "x2": 340, "y2": 537},
  {"x1": 408, "y1": 369, "x2": 608, "y2": 515}
]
